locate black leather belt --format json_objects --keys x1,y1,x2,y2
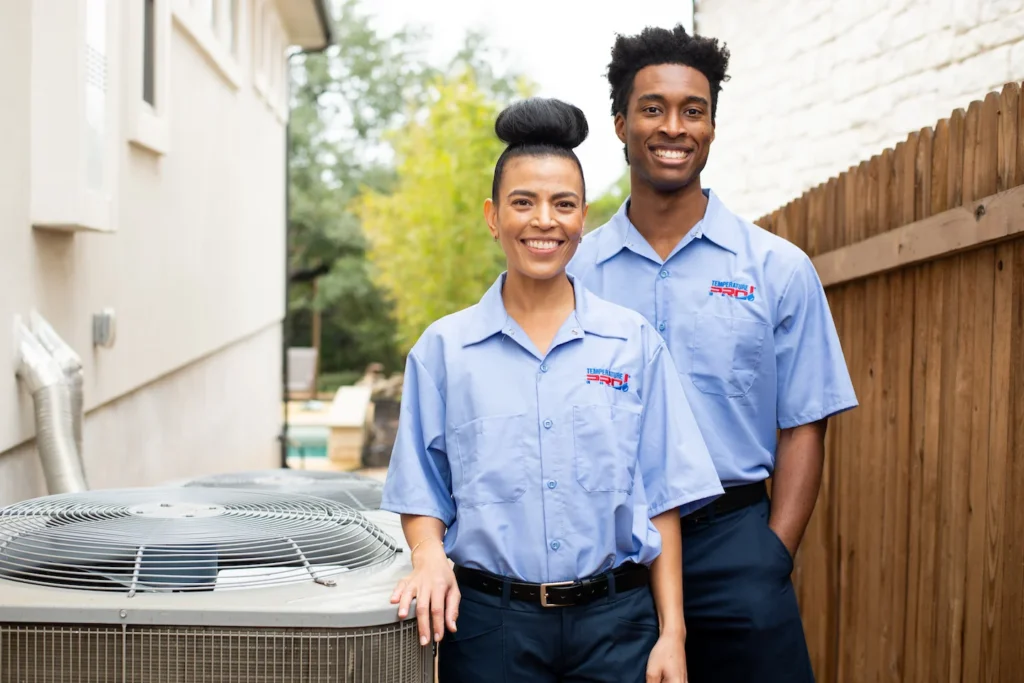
[
  {"x1": 681, "y1": 480, "x2": 767, "y2": 526},
  {"x1": 454, "y1": 562, "x2": 650, "y2": 608}
]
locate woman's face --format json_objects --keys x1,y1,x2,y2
[{"x1": 485, "y1": 155, "x2": 588, "y2": 282}]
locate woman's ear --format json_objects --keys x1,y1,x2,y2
[{"x1": 484, "y1": 198, "x2": 499, "y2": 241}]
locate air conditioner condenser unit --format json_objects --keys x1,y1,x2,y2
[{"x1": 0, "y1": 487, "x2": 431, "y2": 683}]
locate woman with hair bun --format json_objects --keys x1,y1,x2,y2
[{"x1": 381, "y1": 97, "x2": 722, "y2": 682}]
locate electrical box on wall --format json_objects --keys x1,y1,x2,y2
[{"x1": 30, "y1": 0, "x2": 118, "y2": 233}]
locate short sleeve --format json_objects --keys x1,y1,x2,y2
[
  {"x1": 775, "y1": 255, "x2": 859, "y2": 429},
  {"x1": 379, "y1": 351, "x2": 456, "y2": 526},
  {"x1": 637, "y1": 328, "x2": 724, "y2": 518}
]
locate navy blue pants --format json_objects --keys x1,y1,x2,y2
[
  {"x1": 438, "y1": 574, "x2": 659, "y2": 682},
  {"x1": 682, "y1": 495, "x2": 815, "y2": 683}
]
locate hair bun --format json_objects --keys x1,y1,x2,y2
[{"x1": 495, "y1": 98, "x2": 589, "y2": 150}]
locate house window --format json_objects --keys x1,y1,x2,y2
[
  {"x1": 252, "y1": 0, "x2": 287, "y2": 121},
  {"x1": 129, "y1": 0, "x2": 170, "y2": 155},
  {"x1": 143, "y1": 0, "x2": 156, "y2": 106},
  {"x1": 171, "y1": 0, "x2": 241, "y2": 88},
  {"x1": 224, "y1": 0, "x2": 238, "y2": 54}
]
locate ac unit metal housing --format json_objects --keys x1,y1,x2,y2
[
  {"x1": 0, "y1": 487, "x2": 429, "y2": 683},
  {"x1": 178, "y1": 468, "x2": 385, "y2": 511}
]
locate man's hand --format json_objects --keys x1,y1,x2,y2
[{"x1": 646, "y1": 633, "x2": 688, "y2": 682}]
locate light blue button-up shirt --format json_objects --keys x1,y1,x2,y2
[
  {"x1": 380, "y1": 273, "x2": 723, "y2": 583},
  {"x1": 568, "y1": 190, "x2": 858, "y2": 488}
]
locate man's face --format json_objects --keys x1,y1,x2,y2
[{"x1": 615, "y1": 64, "x2": 715, "y2": 193}]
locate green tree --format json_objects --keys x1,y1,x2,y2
[
  {"x1": 357, "y1": 70, "x2": 530, "y2": 353},
  {"x1": 287, "y1": 0, "x2": 439, "y2": 377},
  {"x1": 585, "y1": 170, "x2": 630, "y2": 232}
]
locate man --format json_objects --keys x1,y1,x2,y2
[{"x1": 568, "y1": 25, "x2": 858, "y2": 683}]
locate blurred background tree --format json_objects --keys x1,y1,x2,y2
[
  {"x1": 357, "y1": 71, "x2": 532, "y2": 353},
  {"x1": 287, "y1": 0, "x2": 627, "y2": 387},
  {"x1": 584, "y1": 170, "x2": 629, "y2": 232}
]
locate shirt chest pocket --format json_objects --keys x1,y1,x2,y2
[
  {"x1": 572, "y1": 404, "x2": 642, "y2": 493},
  {"x1": 689, "y1": 313, "x2": 769, "y2": 398},
  {"x1": 453, "y1": 413, "x2": 529, "y2": 507}
]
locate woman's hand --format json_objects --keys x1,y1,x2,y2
[
  {"x1": 646, "y1": 633, "x2": 688, "y2": 683},
  {"x1": 390, "y1": 540, "x2": 460, "y2": 646}
]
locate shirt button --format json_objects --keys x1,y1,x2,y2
[
  {"x1": 660, "y1": 270, "x2": 669, "y2": 279},
  {"x1": 540, "y1": 363, "x2": 549, "y2": 373},
  {"x1": 543, "y1": 419, "x2": 553, "y2": 429},
  {"x1": 547, "y1": 480, "x2": 557, "y2": 489},
  {"x1": 658, "y1": 321, "x2": 667, "y2": 332},
  {"x1": 550, "y1": 540, "x2": 560, "y2": 551}
]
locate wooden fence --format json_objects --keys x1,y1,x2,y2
[{"x1": 755, "y1": 81, "x2": 1024, "y2": 683}]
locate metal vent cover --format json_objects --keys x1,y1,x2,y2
[
  {"x1": 0, "y1": 488, "x2": 397, "y2": 594},
  {"x1": 0, "y1": 621, "x2": 433, "y2": 683},
  {"x1": 181, "y1": 469, "x2": 384, "y2": 511}
]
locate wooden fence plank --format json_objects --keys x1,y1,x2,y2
[
  {"x1": 883, "y1": 130, "x2": 921, "y2": 683},
  {"x1": 997, "y1": 239, "x2": 1024, "y2": 681},
  {"x1": 797, "y1": 181, "x2": 833, "y2": 680},
  {"x1": 916, "y1": 128, "x2": 934, "y2": 223},
  {"x1": 872, "y1": 141, "x2": 898, "y2": 682},
  {"x1": 982, "y1": 242, "x2": 1012, "y2": 683},
  {"x1": 823, "y1": 177, "x2": 838, "y2": 255},
  {"x1": 961, "y1": 93, "x2": 999, "y2": 683},
  {"x1": 902, "y1": 119, "x2": 940, "y2": 683},
  {"x1": 866, "y1": 154, "x2": 881, "y2": 238},
  {"x1": 825, "y1": 284, "x2": 844, "y2": 683},
  {"x1": 837, "y1": 164, "x2": 862, "y2": 683},
  {"x1": 943, "y1": 100, "x2": 981, "y2": 682},
  {"x1": 948, "y1": 108, "x2": 967, "y2": 208},
  {"x1": 930, "y1": 105, "x2": 966, "y2": 683},
  {"x1": 1018, "y1": 80, "x2": 1024, "y2": 187},
  {"x1": 996, "y1": 82, "x2": 1020, "y2": 192}
]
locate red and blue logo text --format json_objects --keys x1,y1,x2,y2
[
  {"x1": 586, "y1": 368, "x2": 630, "y2": 392},
  {"x1": 709, "y1": 280, "x2": 755, "y2": 301}
]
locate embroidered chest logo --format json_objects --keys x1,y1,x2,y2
[
  {"x1": 709, "y1": 279, "x2": 756, "y2": 301},
  {"x1": 586, "y1": 367, "x2": 630, "y2": 392}
]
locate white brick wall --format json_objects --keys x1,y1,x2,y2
[{"x1": 695, "y1": 0, "x2": 1024, "y2": 221}]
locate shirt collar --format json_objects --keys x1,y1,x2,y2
[
  {"x1": 461, "y1": 273, "x2": 628, "y2": 347},
  {"x1": 594, "y1": 189, "x2": 739, "y2": 265}
]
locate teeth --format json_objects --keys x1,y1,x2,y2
[
  {"x1": 654, "y1": 149, "x2": 689, "y2": 159},
  {"x1": 525, "y1": 240, "x2": 560, "y2": 250}
]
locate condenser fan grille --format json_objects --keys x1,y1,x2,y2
[
  {"x1": 0, "y1": 488, "x2": 397, "y2": 593},
  {"x1": 182, "y1": 469, "x2": 384, "y2": 511},
  {"x1": 0, "y1": 622, "x2": 432, "y2": 683}
]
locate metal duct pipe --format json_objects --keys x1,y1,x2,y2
[
  {"x1": 29, "y1": 311, "x2": 84, "y2": 459},
  {"x1": 13, "y1": 318, "x2": 88, "y2": 494}
]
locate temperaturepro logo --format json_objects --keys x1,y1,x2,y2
[
  {"x1": 709, "y1": 280, "x2": 756, "y2": 301},
  {"x1": 586, "y1": 368, "x2": 630, "y2": 392}
]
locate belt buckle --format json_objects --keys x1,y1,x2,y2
[{"x1": 539, "y1": 580, "x2": 574, "y2": 608}]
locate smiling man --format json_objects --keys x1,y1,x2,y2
[{"x1": 568, "y1": 25, "x2": 858, "y2": 683}]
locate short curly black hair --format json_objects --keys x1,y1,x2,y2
[{"x1": 608, "y1": 24, "x2": 731, "y2": 124}]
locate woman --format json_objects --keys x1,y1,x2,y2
[{"x1": 380, "y1": 98, "x2": 722, "y2": 683}]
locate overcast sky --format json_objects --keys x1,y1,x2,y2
[{"x1": 370, "y1": 1, "x2": 694, "y2": 196}]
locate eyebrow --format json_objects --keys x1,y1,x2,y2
[
  {"x1": 637, "y1": 94, "x2": 710, "y2": 107},
  {"x1": 507, "y1": 189, "x2": 581, "y2": 201}
]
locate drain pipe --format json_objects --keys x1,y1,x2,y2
[
  {"x1": 29, "y1": 311, "x2": 84, "y2": 460},
  {"x1": 13, "y1": 317, "x2": 88, "y2": 494}
]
